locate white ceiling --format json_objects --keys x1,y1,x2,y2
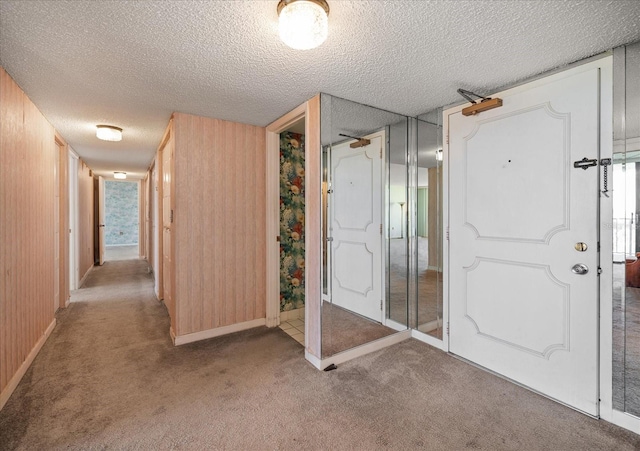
[{"x1": 1, "y1": 0, "x2": 639, "y2": 179}]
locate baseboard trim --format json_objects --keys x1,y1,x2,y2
[
  {"x1": 78, "y1": 266, "x2": 93, "y2": 288},
  {"x1": 280, "y1": 308, "x2": 305, "y2": 322},
  {"x1": 417, "y1": 318, "x2": 442, "y2": 334},
  {"x1": 308, "y1": 330, "x2": 412, "y2": 370},
  {"x1": 305, "y1": 350, "x2": 323, "y2": 369},
  {"x1": 0, "y1": 318, "x2": 56, "y2": 411},
  {"x1": 169, "y1": 326, "x2": 176, "y2": 345},
  {"x1": 411, "y1": 329, "x2": 446, "y2": 351},
  {"x1": 384, "y1": 318, "x2": 408, "y2": 332},
  {"x1": 173, "y1": 318, "x2": 267, "y2": 346}
]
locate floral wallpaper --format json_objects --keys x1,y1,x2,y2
[
  {"x1": 280, "y1": 132, "x2": 305, "y2": 312},
  {"x1": 105, "y1": 180, "x2": 139, "y2": 246}
]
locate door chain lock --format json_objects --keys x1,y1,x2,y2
[{"x1": 600, "y1": 158, "x2": 611, "y2": 198}]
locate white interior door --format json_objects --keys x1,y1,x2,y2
[
  {"x1": 330, "y1": 134, "x2": 383, "y2": 322},
  {"x1": 68, "y1": 153, "x2": 79, "y2": 290},
  {"x1": 448, "y1": 60, "x2": 610, "y2": 415},
  {"x1": 98, "y1": 176, "x2": 105, "y2": 265}
]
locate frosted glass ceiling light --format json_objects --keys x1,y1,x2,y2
[
  {"x1": 96, "y1": 125, "x2": 123, "y2": 142},
  {"x1": 278, "y1": 0, "x2": 329, "y2": 50},
  {"x1": 114, "y1": 172, "x2": 127, "y2": 179}
]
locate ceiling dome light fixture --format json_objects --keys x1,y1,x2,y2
[
  {"x1": 113, "y1": 172, "x2": 127, "y2": 180},
  {"x1": 278, "y1": 0, "x2": 329, "y2": 50},
  {"x1": 96, "y1": 125, "x2": 123, "y2": 142}
]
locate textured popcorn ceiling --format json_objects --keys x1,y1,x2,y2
[{"x1": 1, "y1": 0, "x2": 639, "y2": 178}]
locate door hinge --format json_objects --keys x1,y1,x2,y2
[
  {"x1": 380, "y1": 223, "x2": 383, "y2": 234},
  {"x1": 170, "y1": 209, "x2": 174, "y2": 223},
  {"x1": 446, "y1": 227, "x2": 450, "y2": 241},
  {"x1": 380, "y1": 299, "x2": 383, "y2": 310},
  {"x1": 380, "y1": 147, "x2": 383, "y2": 159},
  {"x1": 597, "y1": 267, "x2": 603, "y2": 275},
  {"x1": 326, "y1": 237, "x2": 334, "y2": 242},
  {"x1": 446, "y1": 322, "x2": 450, "y2": 335}
]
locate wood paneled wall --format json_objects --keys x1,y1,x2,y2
[
  {"x1": 0, "y1": 67, "x2": 56, "y2": 409},
  {"x1": 172, "y1": 113, "x2": 266, "y2": 336},
  {"x1": 78, "y1": 160, "x2": 94, "y2": 282}
]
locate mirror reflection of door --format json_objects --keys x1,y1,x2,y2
[
  {"x1": 614, "y1": 152, "x2": 640, "y2": 417},
  {"x1": 612, "y1": 41, "x2": 640, "y2": 420}
]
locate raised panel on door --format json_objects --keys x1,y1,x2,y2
[
  {"x1": 448, "y1": 61, "x2": 609, "y2": 415},
  {"x1": 330, "y1": 135, "x2": 383, "y2": 322}
]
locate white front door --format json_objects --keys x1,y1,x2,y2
[
  {"x1": 330, "y1": 134, "x2": 383, "y2": 322},
  {"x1": 447, "y1": 59, "x2": 611, "y2": 415}
]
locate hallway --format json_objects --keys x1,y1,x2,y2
[{"x1": 1, "y1": 260, "x2": 639, "y2": 449}]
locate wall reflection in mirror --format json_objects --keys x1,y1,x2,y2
[
  {"x1": 612, "y1": 41, "x2": 640, "y2": 418},
  {"x1": 415, "y1": 112, "x2": 443, "y2": 337}
]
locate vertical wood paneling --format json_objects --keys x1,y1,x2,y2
[
  {"x1": 78, "y1": 160, "x2": 94, "y2": 281},
  {"x1": 304, "y1": 96, "x2": 322, "y2": 358},
  {"x1": 201, "y1": 117, "x2": 215, "y2": 330},
  {"x1": 0, "y1": 67, "x2": 56, "y2": 407},
  {"x1": 172, "y1": 113, "x2": 266, "y2": 337},
  {"x1": 428, "y1": 167, "x2": 442, "y2": 269}
]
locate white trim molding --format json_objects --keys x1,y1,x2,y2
[
  {"x1": 308, "y1": 330, "x2": 411, "y2": 370},
  {"x1": 0, "y1": 318, "x2": 56, "y2": 411},
  {"x1": 173, "y1": 318, "x2": 267, "y2": 346}
]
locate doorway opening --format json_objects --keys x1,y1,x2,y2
[
  {"x1": 278, "y1": 117, "x2": 307, "y2": 346},
  {"x1": 103, "y1": 179, "x2": 140, "y2": 261}
]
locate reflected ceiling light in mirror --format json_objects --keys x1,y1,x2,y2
[
  {"x1": 96, "y1": 125, "x2": 123, "y2": 142},
  {"x1": 278, "y1": 0, "x2": 329, "y2": 50},
  {"x1": 114, "y1": 172, "x2": 127, "y2": 179}
]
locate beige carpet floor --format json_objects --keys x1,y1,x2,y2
[{"x1": 1, "y1": 259, "x2": 639, "y2": 450}]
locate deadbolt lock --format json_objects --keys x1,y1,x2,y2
[{"x1": 575, "y1": 242, "x2": 588, "y2": 252}]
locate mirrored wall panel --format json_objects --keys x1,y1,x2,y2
[
  {"x1": 414, "y1": 112, "x2": 444, "y2": 338},
  {"x1": 321, "y1": 94, "x2": 409, "y2": 358},
  {"x1": 613, "y1": 41, "x2": 640, "y2": 417}
]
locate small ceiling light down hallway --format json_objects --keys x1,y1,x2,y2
[
  {"x1": 278, "y1": 0, "x2": 329, "y2": 50},
  {"x1": 113, "y1": 172, "x2": 127, "y2": 179},
  {"x1": 96, "y1": 125, "x2": 123, "y2": 142}
]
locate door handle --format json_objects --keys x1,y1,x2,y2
[{"x1": 571, "y1": 263, "x2": 589, "y2": 275}]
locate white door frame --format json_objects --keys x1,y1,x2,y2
[
  {"x1": 265, "y1": 103, "x2": 307, "y2": 329},
  {"x1": 68, "y1": 150, "x2": 79, "y2": 291}
]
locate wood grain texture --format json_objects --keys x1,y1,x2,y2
[
  {"x1": 304, "y1": 95, "x2": 322, "y2": 358},
  {"x1": 0, "y1": 67, "x2": 56, "y2": 403},
  {"x1": 172, "y1": 113, "x2": 266, "y2": 337},
  {"x1": 78, "y1": 160, "x2": 94, "y2": 280}
]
